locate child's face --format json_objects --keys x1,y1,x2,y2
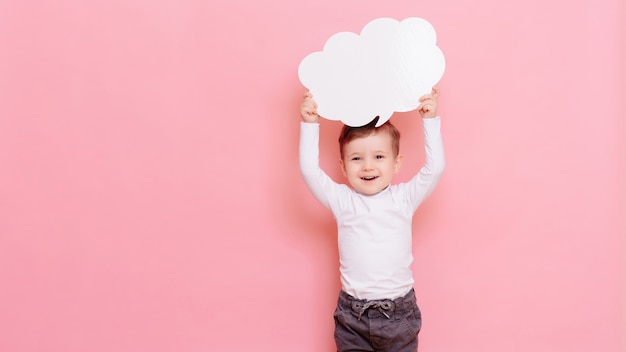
[{"x1": 339, "y1": 131, "x2": 402, "y2": 195}]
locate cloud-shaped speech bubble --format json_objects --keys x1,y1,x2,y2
[{"x1": 298, "y1": 17, "x2": 445, "y2": 127}]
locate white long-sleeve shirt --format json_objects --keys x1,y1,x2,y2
[{"x1": 299, "y1": 118, "x2": 445, "y2": 300}]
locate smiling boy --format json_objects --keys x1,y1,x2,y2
[
  {"x1": 299, "y1": 88, "x2": 444, "y2": 352},
  {"x1": 338, "y1": 119, "x2": 402, "y2": 196}
]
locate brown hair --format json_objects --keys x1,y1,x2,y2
[{"x1": 338, "y1": 117, "x2": 400, "y2": 159}]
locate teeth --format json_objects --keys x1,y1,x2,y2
[{"x1": 362, "y1": 176, "x2": 377, "y2": 180}]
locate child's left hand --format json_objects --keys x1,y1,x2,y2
[
  {"x1": 300, "y1": 92, "x2": 319, "y2": 123},
  {"x1": 418, "y1": 87, "x2": 440, "y2": 118}
]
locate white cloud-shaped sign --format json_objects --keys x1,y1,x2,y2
[{"x1": 298, "y1": 17, "x2": 445, "y2": 127}]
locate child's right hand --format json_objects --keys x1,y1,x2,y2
[{"x1": 300, "y1": 92, "x2": 319, "y2": 123}]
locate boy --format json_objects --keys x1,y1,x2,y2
[{"x1": 299, "y1": 88, "x2": 444, "y2": 352}]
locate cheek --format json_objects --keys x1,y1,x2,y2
[{"x1": 347, "y1": 164, "x2": 362, "y2": 176}]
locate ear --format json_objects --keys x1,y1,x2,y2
[
  {"x1": 339, "y1": 159, "x2": 347, "y2": 177},
  {"x1": 393, "y1": 155, "x2": 403, "y2": 174}
]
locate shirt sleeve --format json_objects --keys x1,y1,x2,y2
[
  {"x1": 299, "y1": 122, "x2": 344, "y2": 211},
  {"x1": 403, "y1": 116, "x2": 446, "y2": 210}
]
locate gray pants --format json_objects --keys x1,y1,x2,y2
[{"x1": 333, "y1": 288, "x2": 422, "y2": 352}]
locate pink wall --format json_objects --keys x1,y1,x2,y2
[{"x1": 0, "y1": 0, "x2": 623, "y2": 351}]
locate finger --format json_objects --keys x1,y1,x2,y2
[
  {"x1": 431, "y1": 86, "x2": 440, "y2": 98},
  {"x1": 303, "y1": 102, "x2": 318, "y2": 114},
  {"x1": 304, "y1": 100, "x2": 313, "y2": 109},
  {"x1": 418, "y1": 101, "x2": 433, "y2": 111},
  {"x1": 419, "y1": 95, "x2": 433, "y2": 103},
  {"x1": 304, "y1": 96, "x2": 318, "y2": 109}
]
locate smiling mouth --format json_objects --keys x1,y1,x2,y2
[{"x1": 361, "y1": 176, "x2": 378, "y2": 181}]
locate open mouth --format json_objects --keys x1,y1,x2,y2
[{"x1": 361, "y1": 176, "x2": 379, "y2": 181}]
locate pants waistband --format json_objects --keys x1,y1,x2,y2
[{"x1": 338, "y1": 288, "x2": 417, "y2": 320}]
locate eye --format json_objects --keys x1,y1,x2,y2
[
  {"x1": 351, "y1": 157, "x2": 361, "y2": 161},
  {"x1": 376, "y1": 155, "x2": 384, "y2": 159}
]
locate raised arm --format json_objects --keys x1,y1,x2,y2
[
  {"x1": 298, "y1": 92, "x2": 342, "y2": 210},
  {"x1": 405, "y1": 87, "x2": 446, "y2": 209}
]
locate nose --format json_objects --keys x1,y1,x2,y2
[{"x1": 362, "y1": 160, "x2": 373, "y2": 171}]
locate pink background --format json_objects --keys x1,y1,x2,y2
[{"x1": 0, "y1": 0, "x2": 623, "y2": 351}]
